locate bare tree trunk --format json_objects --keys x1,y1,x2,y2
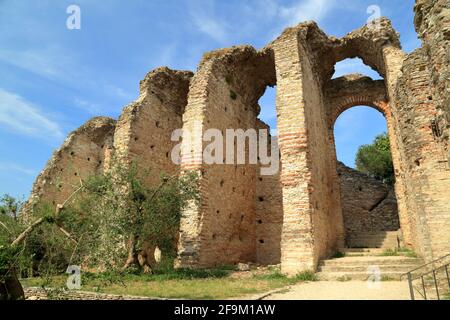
[
  {"x1": 121, "y1": 235, "x2": 138, "y2": 271},
  {"x1": 0, "y1": 268, "x2": 25, "y2": 300}
]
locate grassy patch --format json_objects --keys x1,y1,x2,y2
[
  {"x1": 20, "y1": 268, "x2": 316, "y2": 300},
  {"x1": 336, "y1": 275, "x2": 352, "y2": 282},
  {"x1": 330, "y1": 251, "x2": 346, "y2": 259},
  {"x1": 379, "y1": 248, "x2": 418, "y2": 258}
]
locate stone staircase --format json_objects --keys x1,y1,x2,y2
[
  {"x1": 346, "y1": 230, "x2": 400, "y2": 249},
  {"x1": 317, "y1": 250, "x2": 424, "y2": 281}
]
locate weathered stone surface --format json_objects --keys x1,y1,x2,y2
[
  {"x1": 23, "y1": 117, "x2": 116, "y2": 215},
  {"x1": 337, "y1": 162, "x2": 400, "y2": 245},
  {"x1": 25, "y1": 0, "x2": 450, "y2": 275}
]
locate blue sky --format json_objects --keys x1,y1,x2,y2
[{"x1": 0, "y1": 0, "x2": 420, "y2": 198}]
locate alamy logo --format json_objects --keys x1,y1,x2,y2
[
  {"x1": 66, "y1": 5, "x2": 81, "y2": 30},
  {"x1": 171, "y1": 124, "x2": 279, "y2": 176},
  {"x1": 66, "y1": 265, "x2": 81, "y2": 290}
]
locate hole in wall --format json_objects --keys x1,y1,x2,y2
[
  {"x1": 220, "y1": 180, "x2": 224, "y2": 187},
  {"x1": 258, "y1": 219, "x2": 262, "y2": 224},
  {"x1": 332, "y1": 58, "x2": 382, "y2": 80},
  {"x1": 259, "y1": 239, "x2": 264, "y2": 244},
  {"x1": 258, "y1": 196, "x2": 264, "y2": 202},
  {"x1": 155, "y1": 121, "x2": 160, "y2": 128}
]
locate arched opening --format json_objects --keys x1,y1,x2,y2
[
  {"x1": 333, "y1": 106, "x2": 401, "y2": 250},
  {"x1": 332, "y1": 58, "x2": 382, "y2": 80}
]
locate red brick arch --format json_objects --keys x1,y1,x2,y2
[{"x1": 329, "y1": 95, "x2": 390, "y2": 129}]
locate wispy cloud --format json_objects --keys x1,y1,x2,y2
[
  {"x1": 278, "y1": 0, "x2": 334, "y2": 27},
  {"x1": 188, "y1": 1, "x2": 230, "y2": 44},
  {"x1": 0, "y1": 46, "x2": 75, "y2": 82},
  {"x1": 187, "y1": 0, "x2": 336, "y2": 44},
  {"x1": 0, "y1": 162, "x2": 36, "y2": 176},
  {"x1": 0, "y1": 89, "x2": 64, "y2": 141}
]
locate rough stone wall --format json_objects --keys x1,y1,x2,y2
[
  {"x1": 269, "y1": 23, "x2": 345, "y2": 274},
  {"x1": 393, "y1": 45, "x2": 450, "y2": 260},
  {"x1": 23, "y1": 117, "x2": 116, "y2": 215},
  {"x1": 24, "y1": 1, "x2": 450, "y2": 273},
  {"x1": 415, "y1": 0, "x2": 450, "y2": 152},
  {"x1": 176, "y1": 46, "x2": 277, "y2": 267},
  {"x1": 255, "y1": 120, "x2": 283, "y2": 265},
  {"x1": 337, "y1": 162, "x2": 399, "y2": 242},
  {"x1": 113, "y1": 67, "x2": 192, "y2": 186}
]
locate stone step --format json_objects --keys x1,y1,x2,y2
[
  {"x1": 316, "y1": 271, "x2": 407, "y2": 281},
  {"x1": 347, "y1": 231, "x2": 400, "y2": 249},
  {"x1": 319, "y1": 256, "x2": 423, "y2": 267},
  {"x1": 342, "y1": 248, "x2": 384, "y2": 256},
  {"x1": 317, "y1": 253, "x2": 424, "y2": 282},
  {"x1": 318, "y1": 264, "x2": 420, "y2": 273}
]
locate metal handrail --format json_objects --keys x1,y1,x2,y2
[
  {"x1": 401, "y1": 253, "x2": 450, "y2": 300},
  {"x1": 400, "y1": 253, "x2": 450, "y2": 281}
]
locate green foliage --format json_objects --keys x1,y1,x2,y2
[
  {"x1": 355, "y1": 133, "x2": 394, "y2": 185},
  {"x1": 1, "y1": 163, "x2": 199, "y2": 297},
  {"x1": 0, "y1": 194, "x2": 23, "y2": 220},
  {"x1": 293, "y1": 270, "x2": 318, "y2": 282},
  {"x1": 56, "y1": 163, "x2": 199, "y2": 271},
  {"x1": 331, "y1": 251, "x2": 346, "y2": 259},
  {"x1": 379, "y1": 247, "x2": 418, "y2": 258}
]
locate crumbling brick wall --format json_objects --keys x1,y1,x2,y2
[
  {"x1": 113, "y1": 67, "x2": 192, "y2": 187},
  {"x1": 176, "y1": 46, "x2": 277, "y2": 267},
  {"x1": 337, "y1": 162, "x2": 400, "y2": 243},
  {"x1": 23, "y1": 117, "x2": 116, "y2": 215},
  {"x1": 24, "y1": 0, "x2": 450, "y2": 274},
  {"x1": 255, "y1": 120, "x2": 283, "y2": 265}
]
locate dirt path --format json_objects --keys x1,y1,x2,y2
[{"x1": 263, "y1": 281, "x2": 412, "y2": 300}]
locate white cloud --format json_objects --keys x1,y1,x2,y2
[
  {"x1": 73, "y1": 98, "x2": 102, "y2": 115},
  {"x1": 0, "y1": 46, "x2": 76, "y2": 81},
  {"x1": 187, "y1": 0, "x2": 336, "y2": 44},
  {"x1": 0, "y1": 162, "x2": 36, "y2": 176},
  {"x1": 0, "y1": 89, "x2": 64, "y2": 141},
  {"x1": 189, "y1": 2, "x2": 230, "y2": 44},
  {"x1": 279, "y1": 0, "x2": 334, "y2": 27}
]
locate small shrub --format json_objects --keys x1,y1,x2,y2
[
  {"x1": 293, "y1": 270, "x2": 318, "y2": 282},
  {"x1": 331, "y1": 251, "x2": 346, "y2": 259}
]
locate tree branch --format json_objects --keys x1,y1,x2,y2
[{"x1": 11, "y1": 217, "x2": 45, "y2": 247}]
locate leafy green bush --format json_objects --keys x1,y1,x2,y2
[{"x1": 356, "y1": 133, "x2": 394, "y2": 185}]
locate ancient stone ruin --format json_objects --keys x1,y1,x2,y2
[{"x1": 24, "y1": 0, "x2": 449, "y2": 275}]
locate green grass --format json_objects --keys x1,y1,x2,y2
[
  {"x1": 20, "y1": 268, "x2": 317, "y2": 300},
  {"x1": 379, "y1": 248, "x2": 418, "y2": 258},
  {"x1": 330, "y1": 251, "x2": 346, "y2": 259}
]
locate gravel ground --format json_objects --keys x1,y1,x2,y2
[{"x1": 263, "y1": 281, "x2": 412, "y2": 300}]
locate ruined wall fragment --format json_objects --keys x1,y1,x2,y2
[
  {"x1": 255, "y1": 119, "x2": 283, "y2": 265},
  {"x1": 113, "y1": 67, "x2": 193, "y2": 187},
  {"x1": 337, "y1": 162, "x2": 400, "y2": 244},
  {"x1": 177, "y1": 46, "x2": 277, "y2": 267},
  {"x1": 23, "y1": 117, "x2": 116, "y2": 214},
  {"x1": 394, "y1": 46, "x2": 450, "y2": 260}
]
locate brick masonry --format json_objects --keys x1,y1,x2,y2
[{"x1": 24, "y1": 1, "x2": 449, "y2": 274}]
